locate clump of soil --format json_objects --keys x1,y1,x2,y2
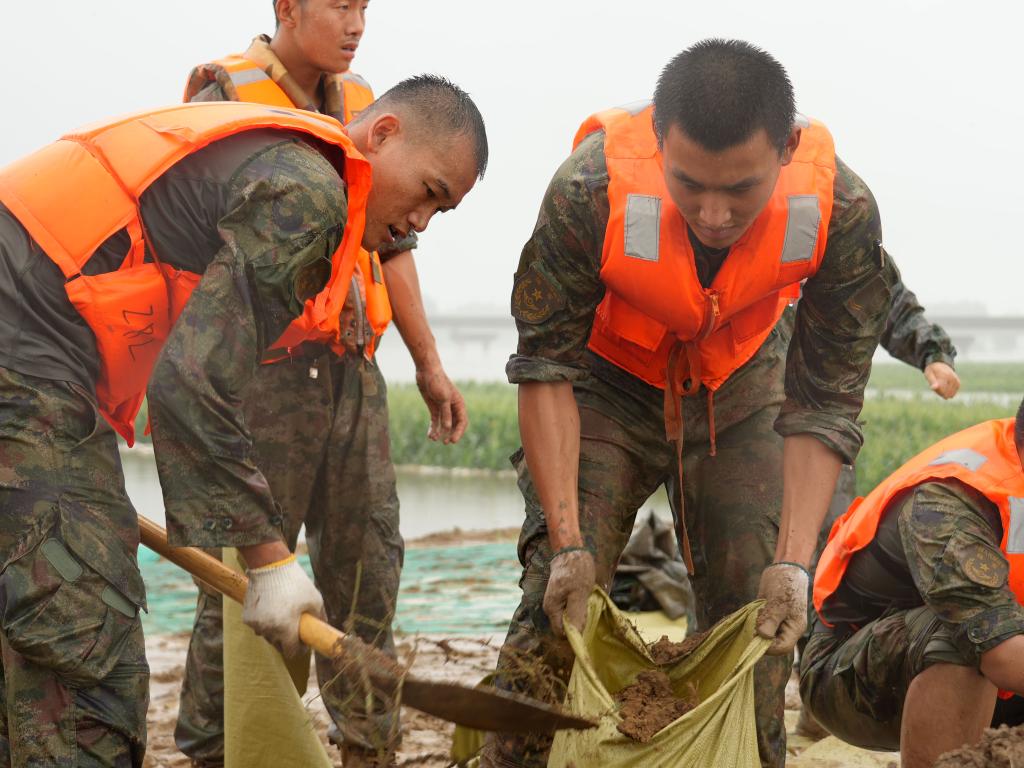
[
  {"x1": 648, "y1": 630, "x2": 709, "y2": 664},
  {"x1": 614, "y1": 670, "x2": 699, "y2": 742},
  {"x1": 934, "y1": 724, "x2": 1024, "y2": 767}
]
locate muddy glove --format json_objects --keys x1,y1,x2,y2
[
  {"x1": 242, "y1": 555, "x2": 324, "y2": 658},
  {"x1": 755, "y1": 562, "x2": 809, "y2": 656},
  {"x1": 543, "y1": 547, "x2": 596, "y2": 637}
]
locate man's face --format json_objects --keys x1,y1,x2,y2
[
  {"x1": 360, "y1": 118, "x2": 479, "y2": 251},
  {"x1": 293, "y1": 0, "x2": 367, "y2": 74},
  {"x1": 661, "y1": 123, "x2": 799, "y2": 249}
]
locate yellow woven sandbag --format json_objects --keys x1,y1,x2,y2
[
  {"x1": 222, "y1": 548, "x2": 333, "y2": 768},
  {"x1": 548, "y1": 589, "x2": 769, "y2": 768}
]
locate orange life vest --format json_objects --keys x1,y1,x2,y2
[
  {"x1": 574, "y1": 103, "x2": 836, "y2": 394},
  {"x1": 185, "y1": 54, "x2": 390, "y2": 355},
  {"x1": 0, "y1": 102, "x2": 371, "y2": 445},
  {"x1": 814, "y1": 418, "x2": 1024, "y2": 696}
]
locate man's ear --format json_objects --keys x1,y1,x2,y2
[
  {"x1": 365, "y1": 113, "x2": 401, "y2": 156},
  {"x1": 780, "y1": 127, "x2": 801, "y2": 166},
  {"x1": 275, "y1": 0, "x2": 300, "y2": 29}
]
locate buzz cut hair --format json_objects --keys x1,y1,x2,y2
[
  {"x1": 653, "y1": 38, "x2": 796, "y2": 154},
  {"x1": 355, "y1": 74, "x2": 489, "y2": 179}
]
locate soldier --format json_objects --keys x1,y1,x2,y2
[
  {"x1": 175, "y1": 3, "x2": 468, "y2": 765},
  {"x1": 0, "y1": 80, "x2": 487, "y2": 768},
  {"x1": 481, "y1": 39, "x2": 897, "y2": 768},
  {"x1": 792, "y1": 266, "x2": 960, "y2": 738},
  {"x1": 800, "y1": 403, "x2": 1024, "y2": 768}
]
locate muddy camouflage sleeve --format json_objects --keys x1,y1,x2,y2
[
  {"x1": 775, "y1": 157, "x2": 896, "y2": 463},
  {"x1": 149, "y1": 140, "x2": 347, "y2": 548},
  {"x1": 899, "y1": 480, "x2": 1024, "y2": 664},
  {"x1": 505, "y1": 132, "x2": 609, "y2": 384},
  {"x1": 879, "y1": 256, "x2": 957, "y2": 369}
]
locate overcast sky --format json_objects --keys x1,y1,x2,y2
[{"x1": 5, "y1": 1, "x2": 1022, "y2": 315}]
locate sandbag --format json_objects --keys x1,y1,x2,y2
[{"x1": 548, "y1": 589, "x2": 769, "y2": 768}]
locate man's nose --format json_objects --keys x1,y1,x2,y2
[
  {"x1": 408, "y1": 207, "x2": 432, "y2": 234},
  {"x1": 697, "y1": 196, "x2": 730, "y2": 229}
]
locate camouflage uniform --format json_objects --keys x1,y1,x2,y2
[
  {"x1": 816, "y1": 261, "x2": 958, "y2": 538},
  {"x1": 0, "y1": 132, "x2": 347, "y2": 766},
  {"x1": 799, "y1": 480, "x2": 1024, "y2": 750},
  {"x1": 171, "y1": 48, "x2": 407, "y2": 764},
  {"x1": 482, "y1": 129, "x2": 895, "y2": 768}
]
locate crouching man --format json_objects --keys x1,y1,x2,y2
[{"x1": 801, "y1": 400, "x2": 1024, "y2": 768}]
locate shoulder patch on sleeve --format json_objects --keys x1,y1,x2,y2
[{"x1": 511, "y1": 263, "x2": 566, "y2": 325}]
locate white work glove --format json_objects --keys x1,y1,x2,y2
[
  {"x1": 755, "y1": 562, "x2": 810, "y2": 656},
  {"x1": 543, "y1": 547, "x2": 596, "y2": 638},
  {"x1": 242, "y1": 555, "x2": 324, "y2": 658}
]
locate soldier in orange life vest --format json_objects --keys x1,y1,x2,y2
[
  {"x1": 481, "y1": 39, "x2": 896, "y2": 768},
  {"x1": 800, "y1": 403, "x2": 1024, "y2": 768},
  {"x1": 0, "y1": 81, "x2": 487, "y2": 768},
  {"x1": 175, "y1": 4, "x2": 470, "y2": 764}
]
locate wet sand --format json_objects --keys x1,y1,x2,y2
[{"x1": 142, "y1": 631, "x2": 899, "y2": 767}]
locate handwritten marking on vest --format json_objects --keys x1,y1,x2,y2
[
  {"x1": 624, "y1": 194, "x2": 661, "y2": 262},
  {"x1": 928, "y1": 448, "x2": 989, "y2": 472},
  {"x1": 1008, "y1": 497, "x2": 1024, "y2": 554},
  {"x1": 779, "y1": 195, "x2": 820, "y2": 264}
]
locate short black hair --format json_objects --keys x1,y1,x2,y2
[
  {"x1": 356, "y1": 74, "x2": 489, "y2": 179},
  {"x1": 653, "y1": 39, "x2": 796, "y2": 153},
  {"x1": 1015, "y1": 396, "x2": 1024, "y2": 452}
]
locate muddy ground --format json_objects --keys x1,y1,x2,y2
[{"x1": 142, "y1": 631, "x2": 902, "y2": 768}]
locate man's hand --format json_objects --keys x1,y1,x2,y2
[
  {"x1": 415, "y1": 365, "x2": 468, "y2": 444},
  {"x1": 543, "y1": 548, "x2": 596, "y2": 637},
  {"x1": 924, "y1": 361, "x2": 960, "y2": 400},
  {"x1": 755, "y1": 562, "x2": 809, "y2": 655},
  {"x1": 242, "y1": 555, "x2": 324, "y2": 658}
]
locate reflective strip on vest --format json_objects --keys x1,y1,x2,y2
[
  {"x1": 229, "y1": 68, "x2": 271, "y2": 88},
  {"x1": 929, "y1": 448, "x2": 990, "y2": 472},
  {"x1": 780, "y1": 195, "x2": 821, "y2": 264},
  {"x1": 1008, "y1": 497, "x2": 1024, "y2": 553},
  {"x1": 624, "y1": 194, "x2": 661, "y2": 262},
  {"x1": 618, "y1": 99, "x2": 652, "y2": 116}
]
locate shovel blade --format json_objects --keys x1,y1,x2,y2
[{"x1": 401, "y1": 676, "x2": 595, "y2": 734}]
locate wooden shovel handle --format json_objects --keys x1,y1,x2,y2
[{"x1": 137, "y1": 515, "x2": 345, "y2": 659}]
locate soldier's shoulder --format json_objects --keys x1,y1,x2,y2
[
  {"x1": 830, "y1": 154, "x2": 879, "y2": 230},
  {"x1": 341, "y1": 70, "x2": 374, "y2": 94}
]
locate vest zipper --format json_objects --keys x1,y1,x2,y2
[{"x1": 699, "y1": 291, "x2": 721, "y2": 340}]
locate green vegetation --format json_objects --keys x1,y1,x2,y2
[
  {"x1": 868, "y1": 362, "x2": 1024, "y2": 394},
  {"x1": 855, "y1": 397, "x2": 1010, "y2": 494},
  {"x1": 132, "y1": 364, "x2": 1021, "y2": 487}
]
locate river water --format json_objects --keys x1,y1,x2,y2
[{"x1": 123, "y1": 449, "x2": 671, "y2": 636}]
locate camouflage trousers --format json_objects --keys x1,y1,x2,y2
[
  {"x1": 0, "y1": 366, "x2": 149, "y2": 767},
  {"x1": 483, "y1": 330, "x2": 792, "y2": 768},
  {"x1": 175, "y1": 353, "x2": 403, "y2": 764},
  {"x1": 797, "y1": 606, "x2": 1024, "y2": 751}
]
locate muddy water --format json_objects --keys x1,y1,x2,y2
[{"x1": 120, "y1": 449, "x2": 672, "y2": 539}]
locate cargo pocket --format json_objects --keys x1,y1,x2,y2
[{"x1": 0, "y1": 498, "x2": 146, "y2": 688}]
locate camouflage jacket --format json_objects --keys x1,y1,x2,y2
[
  {"x1": 882, "y1": 260, "x2": 957, "y2": 369},
  {"x1": 826, "y1": 479, "x2": 1024, "y2": 664},
  {"x1": 507, "y1": 130, "x2": 896, "y2": 463},
  {"x1": 148, "y1": 135, "x2": 349, "y2": 548}
]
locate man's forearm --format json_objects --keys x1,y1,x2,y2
[
  {"x1": 519, "y1": 381, "x2": 583, "y2": 551},
  {"x1": 776, "y1": 434, "x2": 842, "y2": 566},
  {"x1": 382, "y1": 250, "x2": 441, "y2": 372}
]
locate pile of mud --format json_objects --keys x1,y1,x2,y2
[
  {"x1": 648, "y1": 630, "x2": 709, "y2": 664},
  {"x1": 614, "y1": 670, "x2": 699, "y2": 742},
  {"x1": 935, "y1": 724, "x2": 1024, "y2": 768}
]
